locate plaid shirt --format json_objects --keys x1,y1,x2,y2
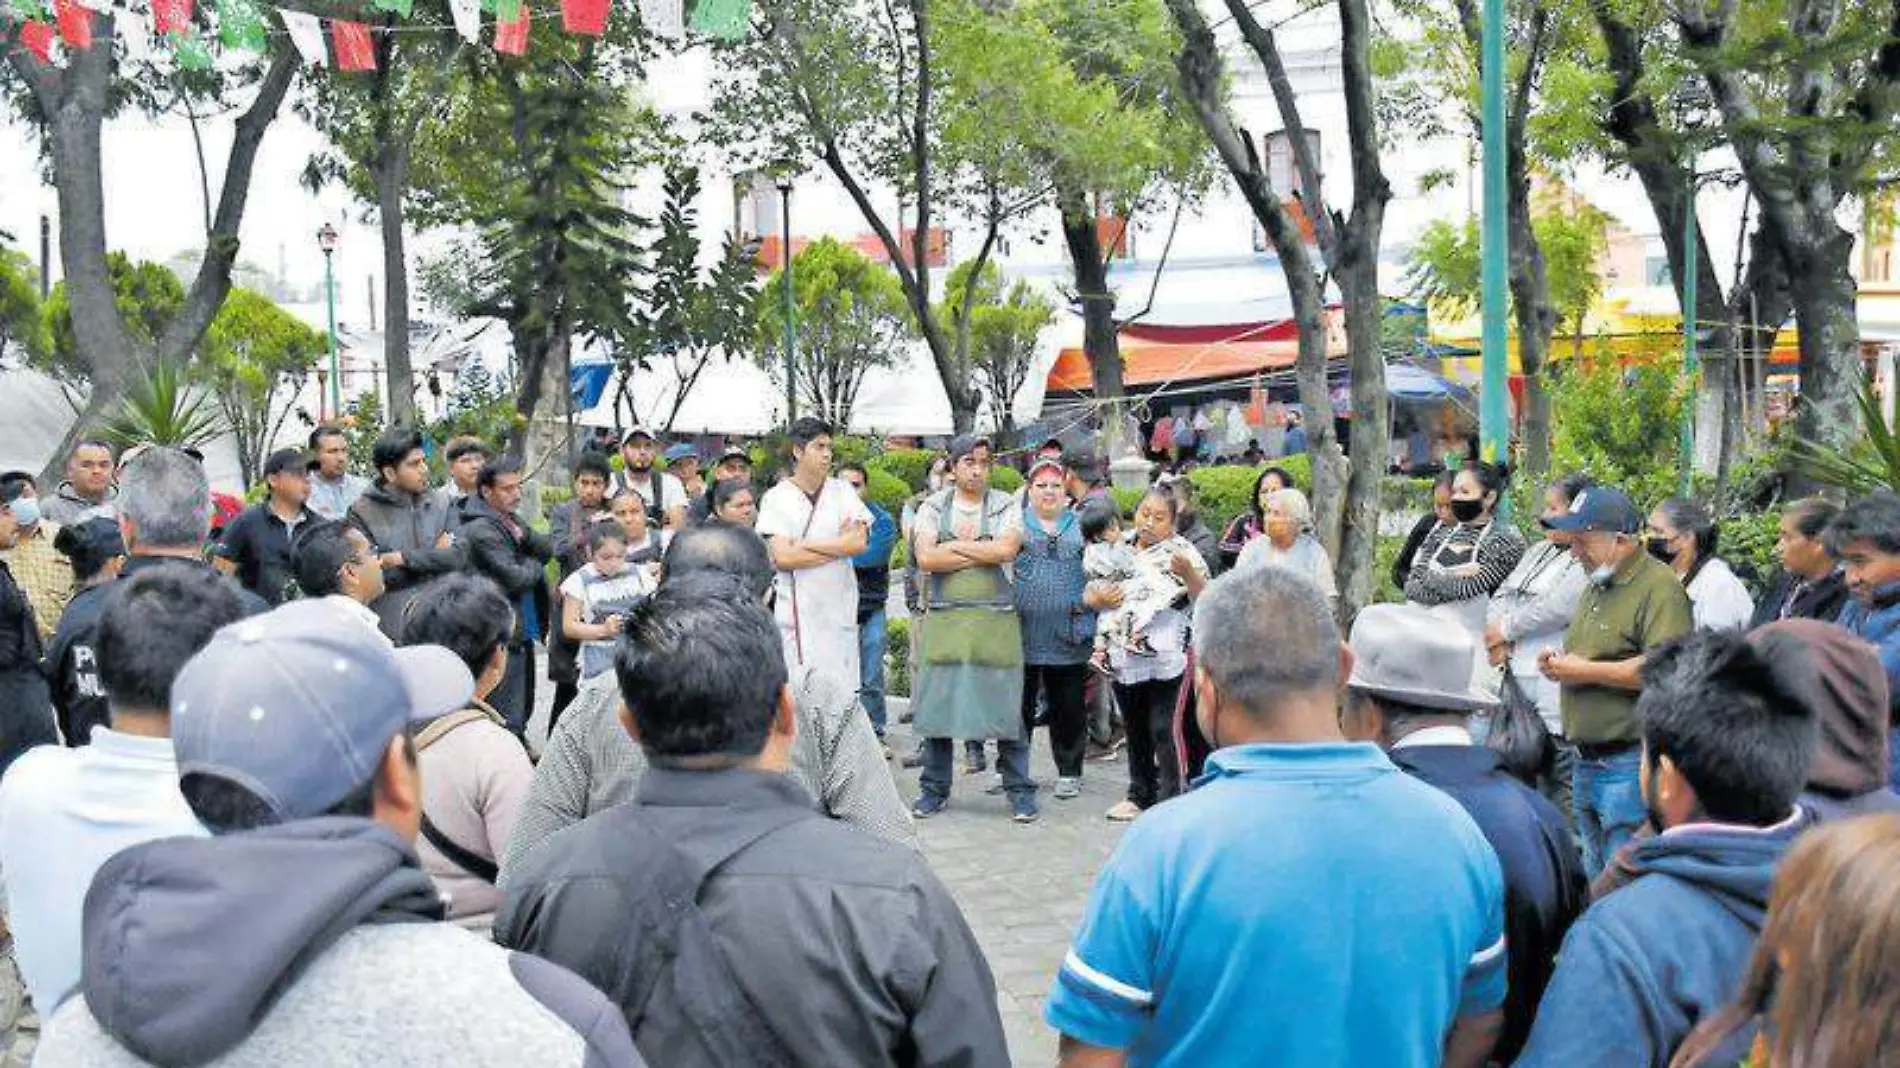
[
  {"x1": 0, "y1": 523, "x2": 73, "y2": 641},
  {"x1": 499, "y1": 661, "x2": 919, "y2": 879}
]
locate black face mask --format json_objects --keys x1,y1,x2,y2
[
  {"x1": 1647, "y1": 536, "x2": 1679, "y2": 563},
  {"x1": 1450, "y1": 498, "x2": 1485, "y2": 524}
]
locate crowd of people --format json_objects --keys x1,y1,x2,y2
[{"x1": 1, "y1": 419, "x2": 1900, "y2": 1066}]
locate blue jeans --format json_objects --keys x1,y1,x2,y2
[
  {"x1": 858, "y1": 609, "x2": 888, "y2": 736},
  {"x1": 919, "y1": 731, "x2": 1034, "y2": 803},
  {"x1": 1572, "y1": 746, "x2": 1646, "y2": 879},
  {"x1": 1890, "y1": 727, "x2": 1900, "y2": 791}
]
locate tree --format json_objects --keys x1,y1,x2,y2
[
  {"x1": 97, "y1": 362, "x2": 224, "y2": 452},
  {"x1": 198, "y1": 288, "x2": 326, "y2": 487},
  {"x1": 42, "y1": 254, "x2": 187, "y2": 389},
  {"x1": 0, "y1": 242, "x2": 48, "y2": 365},
  {"x1": 296, "y1": 10, "x2": 463, "y2": 426},
  {"x1": 711, "y1": 0, "x2": 995, "y2": 432},
  {"x1": 3, "y1": 15, "x2": 301, "y2": 480},
  {"x1": 624, "y1": 165, "x2": 762, "y2": 433},
  {"x1": 1165, "y1": 0, "x2": 1392, "y2": 619},
  {"x1": 755, "y1": 238, "x2": 911, "y2": 429},
  {"x1": 942, "y1": 260, "x2": 1054, "y2": 446}
]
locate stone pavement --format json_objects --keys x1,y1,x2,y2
[{"x1": 882, "y1": 697, "x2": 1131, "y2": 1066}]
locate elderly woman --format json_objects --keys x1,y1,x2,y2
[
  {"x1": 1233, "y1": 487, "x2": 1336, "y2": 602},
  {"x1": 1217, "y1": 466, "x2": 1296, "y2": 570},
  {"x1": 1648, "y1": 497, "x2": 1753, "y2": 631}
]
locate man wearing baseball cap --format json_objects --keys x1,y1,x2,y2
[
  {"x1": 1536, "y1": 484, "x2": 1692, "y2": 877},
  {"x1": 32, "y1": 599, "x2": 643, "y2": 1067},
  {"x1": 1344, "y1": 603, "x2": 1585, "y2": 1063},
  {"x1": 615, "y1": 427, "x2": 688, "y2": 530}
]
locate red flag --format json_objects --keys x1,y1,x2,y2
[
  {"x1": 18, "y1": 19, "x2": 54, "y2": 60},
  {"x1": 330, "y1": 19, "x2": 376, "y2": 71},
  {"x1": 151, "y1": 0, "x2": 193, "y2": 35},
  {"x1": 493, "y1": 5, "x2": 529, "y2": 55},
  {"x1": 54, "y1": 0, "x2": 92, "y2": 49},
  {"x1": 561, "y1": 0, "x2": 607, "y2": 35}
]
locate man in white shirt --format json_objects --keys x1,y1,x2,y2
[
  {"x1": 306, "y1": 427, "x2": 369, "y2": 522},
  {"x1": 755, "y1": 418, "x2": 871, "y2": 704},
  {"x1": 614, "y1": 428, "x2": 688, "y2": 530},
  {"x1": 0, "y1": 564, "x2": 246, "y2": 1011}
]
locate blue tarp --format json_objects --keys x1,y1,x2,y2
[
  {"x1": 571, "y1": 362, "x2": 615, "y2": 409},
  {"x1": 1385, "y1": 363, "x2": 1473, "y2": 402}
]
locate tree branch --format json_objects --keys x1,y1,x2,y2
[{"x1": 1222, "y1": 0, "x2": 1339, "y2": 257}]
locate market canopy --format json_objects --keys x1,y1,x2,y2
[{"x1": 1045, "y1": 307, "x2": 1348, "y2": 394}]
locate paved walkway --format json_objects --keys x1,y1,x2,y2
[{"x1": 882, "y1": 698, "x2": 1130, "y2": 1065}]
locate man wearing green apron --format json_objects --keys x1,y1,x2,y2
[{"x1": 910, "y1": 435, "x2": 1031, "y2": 822}]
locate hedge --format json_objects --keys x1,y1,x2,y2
[
  {"x1": 863, "y1": 467, "x2": 911, "y2": 518},
  {"x1": 869, "y1": 448, "x2": 938, "y2": 492},
  {"x1": 887, "y1": 616, "x2": 912, "y2": 698}
]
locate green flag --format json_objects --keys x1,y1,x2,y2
[
  {"x1": 216, "y1": 0, "x2": 266, "y2": 50},
  {"x1": 689, "y1": 0, "x2": 748, "y2": 41},
  {"x1": 369, "y1": 0, "x2": 413, "y2": 16}
]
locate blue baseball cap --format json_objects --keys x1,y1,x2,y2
[
  {"x1": 1542, "y1": 485, "x2": 1642, "y2": 535},
  {"x1": 171, "y1": 598, "x2": 474, "y2": 824},
  {"x1": 664, "y1": 443, "x2": 698, "y2": 464}
]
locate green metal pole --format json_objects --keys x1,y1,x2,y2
[
  {"x1": 324, "y1": 249, "x2": 340, "y2": 419},
  {"x1": 1478, "y1": 0, "x2": 1509, "y2": 468},
  {"x1": 1679, "y1": 166, "x2": 1698, "y2": 495},
  {"x1": 780, "y1": 182, "x2": 797, "y2": 423}
]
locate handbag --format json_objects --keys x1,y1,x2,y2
[{"x1": 1487, "y1": 671, "x2": 1553, "y2": 785}]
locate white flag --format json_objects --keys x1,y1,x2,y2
[
  {"x1": 447, "y1": 0, "x2": 479, "y2": 41},
  {"x1": 278, "y1": 9, "x2": 327, "y2": 66},
  {"x1": 116, "y1": 10, "x2": 153, "y2": 61},
  {"x1": 69, "y1": 0, "x2": 108, "y2": 12},
  {"x1": 640, "y1": 0, "x2": 682, "y2": 39}
]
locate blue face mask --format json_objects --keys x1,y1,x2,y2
[
  {"x1": 6, "y1": 496, "x2": 40, "y2": 528},
  {"x1": 1590, "y1": 563, "x2": 1616, "y2": 587}
]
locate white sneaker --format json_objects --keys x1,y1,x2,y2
[{"x1": 1054, "y1": 777, "x2": 1081, "y2": 800}]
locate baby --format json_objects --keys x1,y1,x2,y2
[{"x1": 1079, "y1": 501, "x2": 1184, "y2": 671}]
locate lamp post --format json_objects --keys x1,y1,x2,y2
[
  {"x1": 1477, "y1": 0, "x2": 1509, "y2": 472},
  {"x1": 317, "y1": 223, "x2": 340, "y2": 421},
  {"x1": 1673, "y1": 83, "x2": 1713, "y2": 495},
  {"x1": 776, "y1": 177, "x2": 797, "y2": 423}
]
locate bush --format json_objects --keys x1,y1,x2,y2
[
  {"x1": 989, "y1": 465, "x2": 1024, "y2": 493},
  {"x1": 1184, "y1": 466, "x2": 1262, "y2": 535},
  {"x1": 1550, "y1": 359, "x2": 1686, "y2": 508},
  {"x1": 1717, "y1": 510, "x2": 1781, "y2": 597},
  {"x1": 886, "y1": 616, "x2": 911, "y2": 698},
  {"x1": 1373, "y1": 533, "x2": 1406, "y2": 604},
  {"x1": 864, "y1": 467, "x2": 910, "y2": 517},
  {"x1": 871, "y1": 447, "x2": 938, "y2": 492}
]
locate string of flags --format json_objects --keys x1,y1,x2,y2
[{"x1": 2, "y1": 0, "x2": 747, "y2": 67}]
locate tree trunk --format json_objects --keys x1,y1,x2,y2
[
  {"x1": 377, "y1": 147, "x2": 416, "y2": 427},
  {"x1": 521, "y1": 314, "x2": 572, "y2": 489},
  {"x1": 1784, "y1": 229, "x2": 1863, "y2": 459},
  {"x1": 1059, "y1": 189, "x2": 1126, "y2": 456},
  {"x1": 1337, "y1": 258, "x2": 1388, "y2": 619},
  {"x1": 1505, "y1": 138, "x2": 1556, "y2": 482}
]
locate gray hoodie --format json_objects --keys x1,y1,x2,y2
[{"x1": 35, "y1": 817, "x2": 642, "y2": 1068}]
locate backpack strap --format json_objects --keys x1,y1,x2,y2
[
  {"x1": 420, "y1": 814, "x2": 500, "y2": 884},
  {"x1": 414, "y1": 708, "x2": 492, "y2": 752}
]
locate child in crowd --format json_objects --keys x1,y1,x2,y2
[
  {"x1": 1080, "y1": 500, "x2": 1182, "y2": 671},
  {"x1": 558, "y1": 520, "x2": 658, "y2": 680}
]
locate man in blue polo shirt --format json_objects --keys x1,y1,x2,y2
[{"x1": 1046, "y1": 565, "x2": 1508, "y2": 1068}]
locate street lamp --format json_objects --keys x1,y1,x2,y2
[
  {"x1": 1477, "y1": 0, "x2": 1508, "y2": 474},
  {"x1": 317, "y1": 222, "x2": 341, "y2": 421},
  {"x1": 776, "y1": 177, "x2": 797, "y2": 423},
  {"x1": 1673, "y1": 83, "x2": 1714, "y2": 495}
]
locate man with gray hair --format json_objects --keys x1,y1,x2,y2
[{"x1": 1045, "y1": 566, "x2": 1509, "y2": 1068}]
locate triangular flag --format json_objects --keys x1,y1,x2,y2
[
  {"x1": 151, "y1": 0, "x2": 193, "y2": 35},
  {"x1": 639, "y1": 0, "x2": 682, "y2": 39},
  {"x1": 688, "y1": 0, "x2": 748, "y2": 41},
  {"x1": 493, "y1": 0, "x2": 519, "y2": 22},
  {"x1": 118, "y1": 10, "x2": 154, "y2": 60},
  {"x1": 12, "y1": 0, "x2": 50, "y2": 20},
  {"x1": 562, "y1": 0, "x2": 607, "y2": 35},
  {"x1": 447, "y1": 0, "x2": 479, "y2": 39},
  {"x1": 216, "y1": 0, "x2": 266, "y2": 50},
  {"x1": 54, "y1": 0, "x2": 92, "y2": 48},
  {"x1": 368, "y1": 0, "x2": 411, "y2": 15},
  {"x1": 493, "y1": 4, "x2": 527, "y2": 54},
  {"x1": 17, "y1": 19, "x2": 55, "y2": 60},
  {"x1": 278, "y1": 8, "x2": 327, "y2": 65},
  {"x1": 330, "y1": 19, "x2": 375, "y2": 70},
  {"x1": 169, "y1": 27, "x2": 211, "y2": 68}
]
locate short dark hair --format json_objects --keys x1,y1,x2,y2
[
  {"x1": 54, "y1": 517, "x2": 126, "y2": 583},
  {"x1": 614, "y1": 573, "x2": 787, "y2": 762},
  {"x1": 1078, "y1": 497, "x2": 1120, "y2": 543},
  {"x1": 1139, "y1": 487, "x2": 1179, "y2": 523},
  {"x1": 788, "y1": 417, "x2": 833, "y2": 449},
  {"x1": 262, "y1": 448, "x2": 307, "y2": 480},
  {"x1": 1825, "y1": 491, "x2": 1900, "y2": 557},
  {"x1": 0, "y1": 471, "x2": 34, "y2": 501},
  {"x1": 662, "y1": 522, "x2": 774, "y2": 600},
  {"x1": 183, "y1": 739, "x2": 404, "y2": 833},
  {"x1": 309, "y1": 426, "x2": 347, "y2": 451},
  {"x1": 478, "y1": 456, "x2": 524, "y2": 493},
  {"x1": 573, "y1": 452, "x2": 613, "y2": 484},
  {"x1": 1656, "y1": 496, "x2": 1719, "y2": 557},
  {"x1": 73, "y1": 439, "x2": 114, "y2": 460},
  {"x1": 709, "y1": 477, "x2": 754, "y2": 518},
  {"x1": 1460, "y1": 458, "x2": 1512, "y2": 499},
  {"x1": 96, "y1": 564, "x2": 247, "y2": 716},
  {"x1": 1549, "y1": 472, "x2": 1594, "y2": 507},
  {"x1": 399, "y1": 573, "x2": 513, "y2": 681},
  {"x1": 444, "y1": 436, "x2": 489, "y2": 464},
  {"x1": 371, "y1": 428, "x2": 425, "y2": 481},
  {"x1": 290, "y1": 521, "x2": 359, "y2": 598},
  {"x1": 1785, "y1": 497, "x2": 1841, "y2": 542},
  {"x1": 1639, "y1": 630, "x2": 1818, "y2": 826},
  {"x1": 587, "y1": 518, "x2": 629, "y2": 554},
  {"x1": 838, "y1": 462, "x2": 868, "y2": 481}
]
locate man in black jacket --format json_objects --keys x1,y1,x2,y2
[
  {"x1": 347, "y1": 429, "x2": 464, "y2": 639},
  {"x1": 1750, "y1": 498, "x2": 1850, "y2": 628},
  {"x1": 460, "y1": 457, "x2": 554, "y2": 738},
  {"x1": 497, "y1": 574, "x2": 1006, "y2": 1068}
]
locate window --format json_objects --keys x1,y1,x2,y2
[
  {"x1": 1646, "y1": 254, "x2": 1672, "y2": 287},
  {"x1": 736, "y1": 173, "x2": 781, "y2": 241},
  {"x1": 1264, "y1": 129, "x2": 1322, "y2": 200}
]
